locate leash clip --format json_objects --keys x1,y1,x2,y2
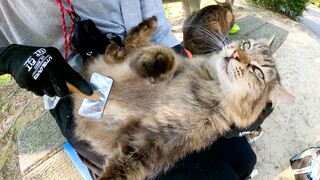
[{"x1": 69, "y1": 12, "x2": 81, "y2": 23}]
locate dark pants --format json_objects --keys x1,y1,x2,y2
[
  {"x1": 50, "y1": 97, "x2": 256, "y2": 179},
  {"x1": 156, "y1": 137, "x2": 256, "y2": 180}
]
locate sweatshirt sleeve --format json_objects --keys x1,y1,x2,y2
[
  {"x1": 0, "y1": 30, "x2": 10, "y2": 47},
  {"x1": 0, "y1": 31, "x2": 9, "y2": 75},
  {"x1": 140, "y1": 0, "x2": 180, "y2": 48}
]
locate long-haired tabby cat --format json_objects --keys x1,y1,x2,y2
[
  {"x1": 183, "y1": 0, "x2": 235, "y2": 55},
  {"x1": 72, "y1": 16, "x2": 294, "y2": 179}
]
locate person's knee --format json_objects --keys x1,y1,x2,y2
[
  {"x1": 212, "y1": 137, "x2": 257, "y2": 178},
  {"x1": 236, "y1": 143, "x2": 257, "y2": 179},
  {"x1": 244, "y1": 148, "x2": 257, "y2": 172}
]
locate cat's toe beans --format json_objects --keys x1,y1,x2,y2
[
  {"x1": 154, "y1": 54, "x2": 174, "y2": 74},
  {"x1": 116, "y1": 48, "x2": 127, "y2": 58},
  {"x1": 106, "y1": 42, "x2": 119, "y2": 55},
  {"x1": 147, "y1": 16, "x2": 158, "y2": 27},
  {"x1": 150, "y1": 15, "x2": 157, "y2": 22}
]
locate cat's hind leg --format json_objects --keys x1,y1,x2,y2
[
  {"x1": 129, "y1": 45, "x2": 179, "y2": 83},
  {"x1": 103, "y1": 41, "x2": 127, "y2": 64},
  {"x1": 99, "y1": 153, "x2": 146, "y2": 180},
  {"x1": 98, "y1": 119, "x2": 155, "y2": 180},
  {"x1": 124, "y1": 16, "x2": 158, "y2": 51}
]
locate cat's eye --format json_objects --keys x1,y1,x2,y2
[
  {"x1": 242, "y1": 41, "x2": 251, "y2": 51},
  {"x1": 252, "y1": 66, "x2": 264, "y2": 79}
]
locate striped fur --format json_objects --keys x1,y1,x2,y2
[
  {"x1": 182, "y1": 0, "x2": 235, "y2": 54},
  {"x1": 72, "y1": 16, "x2": 294, "y2": 179}
]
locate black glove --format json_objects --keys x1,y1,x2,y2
[
  {"x1": 224, "y1": 102, "x2": 274, "y2": 138},
  {"x1": 0, "y1": 44, "x2": 93, "y2": 97}
]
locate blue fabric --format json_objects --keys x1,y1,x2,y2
[{"x1": 63, "y1": 141, "x2": 93, "y2": 180}]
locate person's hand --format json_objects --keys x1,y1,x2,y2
[{"x1": 0, "y1": 44, "x2": 93, "y2": 97}]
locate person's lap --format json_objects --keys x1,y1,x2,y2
[
  {"x1": 50, "y1": 97, "x2": 256, "y2": 179},
  {"x1": 156, "y1": 136, "x2": 255, "y2": 180}
]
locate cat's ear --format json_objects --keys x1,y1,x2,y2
[
  {"x1": 269, "y1": 84, "x2": 295, "y2": 107},
  {"x1": 223, "y1": 0, "x2": 234, "y2": 5},
  {"x1": 267, "y1": 35, "x2": 276, "y2": 48}
]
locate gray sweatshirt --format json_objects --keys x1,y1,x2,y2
[
  {"x1": 0, "y1": 0, "x2": 179, "y2": 48},
  {"x1": 0, "y1": 0, "x2": 180, "y2": 108}
]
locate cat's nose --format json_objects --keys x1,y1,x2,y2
[
  {"x1": 231, "y1": 50, "x2": 240, "y2": 61},
  {"x1": 231, "y1": 50, "x2": 248, "y2": 63}
]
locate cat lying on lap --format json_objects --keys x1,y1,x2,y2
[{"x1": 72, "y1": 16, "x2": 294, "y2": 180}]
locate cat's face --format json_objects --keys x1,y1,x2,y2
[
  {"x1": 214, "y1": 37, "x2": 292, "y2": 106},
  {"x1": 212, "y1": 37, "x2": 294, "y2": 127}
]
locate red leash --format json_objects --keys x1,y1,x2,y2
[{"x1": 55, "y1": 0, "x2": 77, "y2": 60}]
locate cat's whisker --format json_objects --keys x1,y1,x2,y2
[
  {"x1": 183, "y1": 36, "x2": 223, "y2": 53},
  {"x1": 193, "y1": 25, "x2": 228, "y2": 46},
  {"x1": 184, "y1": 25, "x2": 225, "y2": 47},
  {"x1": 187, "y1": 35, "x2": 217, "y2": 47},
  {"x1": 182, "y1": 35, "x2": 221, "y2": 48},
  {"x1": 197, "y1": 27, "x2": 226, "y2": 49},
  {"x1": 212, "y1": 30, "x2": 229, "y2": 47},
  {"x1": 184, "y1": 25, "x2": 229, "y2": 52}
]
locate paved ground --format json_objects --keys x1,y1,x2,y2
[
  {"x1": 301, "y1": 4, "x2": 320, "y2": 38},
  {"x1": 231, "y1": 2, "x2": 320, "y2": 179},
  {"x1": 13, "y1": 1, "x2": 320, "y2": 180}
]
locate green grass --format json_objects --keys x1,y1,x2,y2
[
  {"x1": 163, "y1": 4, "x2": 171, "y2": 18},
  {"x1": 310, "y1": 0, "x2": 320, "y2": 7},
  {"x1": 0, "y1": 146, "x2": 11, "y2": 167},
  {"x1": 0, "y1": 74, "x2": 11, "y2": 84}
]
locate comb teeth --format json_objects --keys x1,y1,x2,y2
[{"x1": 78, "y1": 72, "x2": 113, "y2": 119}]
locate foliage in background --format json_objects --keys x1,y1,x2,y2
[
  {"x1": 250, "y1": 0, "x2": 309, "y2": 20},
  {"x1": 0, "y1": 74, "x2": 11, "y2": 84},
  {"x1": 310, "y1": 0, "x2": 320, "y2": 7},
  {"x1": 163, "y1": 4, "x2": 171, "y2": 18}
]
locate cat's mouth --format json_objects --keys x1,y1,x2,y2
[
  {"x1": 223, "y1": 56, "x2": 232, "y2": 74},
  {"x1": 223, "y1": 56, "x2": 241, "y2": 79}
]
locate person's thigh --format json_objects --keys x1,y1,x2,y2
[
  {"x1": 157, "y1": 136, "x2": 255, "y2": 180},
  {"x1": 208, "y1": 136, "x2": 257, "y2": 179},
  {"x1": 50, "y1": 97, "x2": 105, "y2": 177},
  {"x1": 156, "y1": 148, "x2": 238, "y2": 180}
]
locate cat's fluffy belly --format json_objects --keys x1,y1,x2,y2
[{"x1": 73, "y1": 16, "x2": 294, "y2": 180}]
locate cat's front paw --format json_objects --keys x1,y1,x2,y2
[
  {"x1": 124, "y1": 16, "x2": 158, "y2": 50},
  {"x1": 136, "y1": 15, "x2": 158, "y2": 36},
  {"x1": 131, "y1": 45, "x2": 178, "y2": 83},
  {"x1": 104, "y1": 41, "x2": 127, "y2": 64}
]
